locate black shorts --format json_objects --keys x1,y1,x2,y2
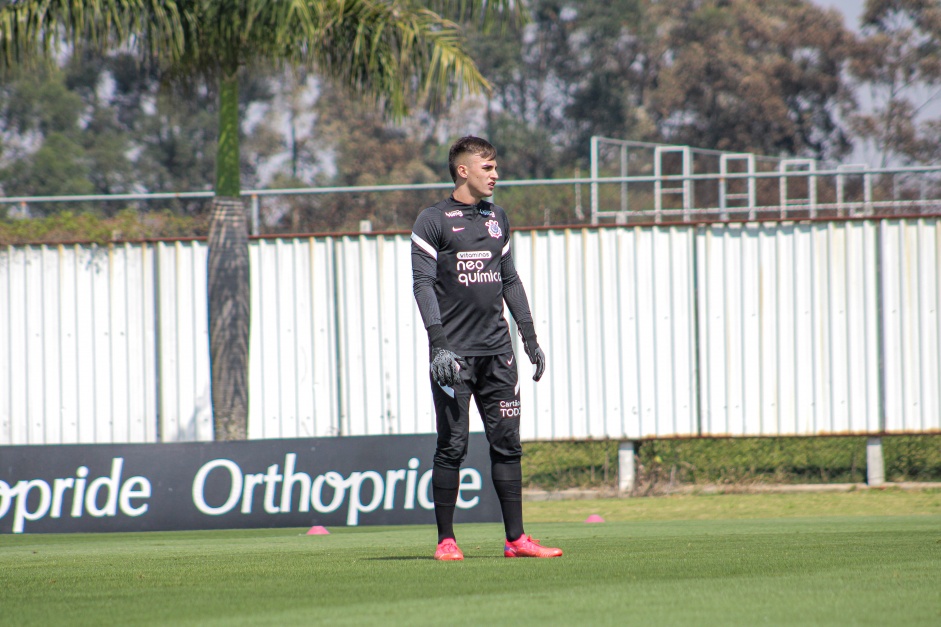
[{"x1": 430, "y1": 350, "x2": 521, "y2": 468}]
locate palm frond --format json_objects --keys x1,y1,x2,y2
[
  {"x1": 420, "y1": 0, "x2": 527, "y2": 33},
  {"x1": 0, "y1": 0, "x2": 184, "y2": 69},
  {"x1": 306, "y1": 1, "x2": 494, "y2": 118},
  {"x1": 0, "y1": 0, "x2": 517, "y2": 116}
]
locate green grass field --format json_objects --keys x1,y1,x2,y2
[{"x1": 2, "y1": 490, "x2": 939, "y2": 626}]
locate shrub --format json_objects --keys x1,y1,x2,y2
[
  {"x1": 521, "y1": 435, "x2": 941, "y2": 492},
  {"x1": 0, "y1": 209, "x2": 208, "y2": 245}
]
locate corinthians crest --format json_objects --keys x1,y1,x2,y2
[{"x1": 485, "y1": 219, "x2": 502, "y2": 239}]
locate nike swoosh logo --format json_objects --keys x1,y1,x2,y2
[
  {"x1": 452, "y1": 226, "x2": 465, "y2": 232},
  {"x1": 507, "y1": 355, "x2": 514, "y2": 366}
]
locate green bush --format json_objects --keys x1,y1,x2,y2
[
  {"x1": 0, "y1": 209, "x2": 208, "y2": 245},
  {"x1": 521, "y1": 435, "x2": 941, "y2": 491},
  {"x1": 884, "y1": 436, "x2": 941, "y2": 481}
]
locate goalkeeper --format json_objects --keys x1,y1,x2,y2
[{"x1": 410, "y1": 136, "x2": 562, "y2": 561}]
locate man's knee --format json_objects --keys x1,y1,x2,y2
[
  {"x1": 488, "y1": 444, "x2": 522, "y2": 465},
  {"x1": 435, "y1": 425, "x2": 469, "y2": 468},
  {"x1": 487, "y1": 424, "x2": 522, "y2": 462},
  {"x1": 433, "y1": 449, "x2": 466, "y2": 470}
]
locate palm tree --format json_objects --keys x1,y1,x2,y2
[{"x1": 0, "y1": 0, "x2": 523, "y2": 440}]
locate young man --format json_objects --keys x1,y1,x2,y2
[{"x1": 410, "y1": 136, "x2": 562, "y2": 561}]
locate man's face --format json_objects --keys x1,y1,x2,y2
[{"x1": 458, "y1": 153, "x2": 499, "y2": 200}]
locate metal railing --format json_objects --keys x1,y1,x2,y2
[
  {"x1": 2, "y1": 139, "x2": 941, "y2": 235},
  {"x1": 588, "y1": 136, "x2": 941, "y2": 224}
]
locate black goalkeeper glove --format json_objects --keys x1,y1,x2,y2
[
  {"x1": 427, "y1": 324, "x2": 467, "y2": 387},
  {"x1": 518, "y1": 321, "x2": 546, "y2": 382},
  {"x1": 431, "y1": 347, "x2": 467, "y2": 387}
]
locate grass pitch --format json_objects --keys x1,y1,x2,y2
[{"x1": 2, "y1": 490, "x2": 939, "y2": 626}]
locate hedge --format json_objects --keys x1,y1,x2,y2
[{"x1": 522, "y1": 435, "x2": 941, "y2": 492}]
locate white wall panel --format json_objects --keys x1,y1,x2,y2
[
  {"x1": 334, "y1": 235, "x2": 381, "y2": 436},
  {"x1": 4, "y1": 246, "x2": 28, "y2": 444},
  {"x1": 881, "y1": 220, "x2": 941, "y2": 432},
  {"x1": 0, "y1": 243, "x2": 157, "y2": 445},
  {"x1": 509, "y1": 232, "x2": 541, "y2": 438},
  {"x1": 155, "y1": 241, "x2": 212, "y2": 442},
  {"x1": 372, "y1": 235, "x2": 434, "y2": 436},
  {"x1": 697, "y1": 222, "x2": 881, "y2": 436},
  {"x1": 330, "y1": 234, "x2": 436, "y2": 437},
  {"x1": 249, "y1": 237, "x2": 339, "y2": 438},
  {"x1": 108, "y1": 244, "x2": 157, "y2": 443},
  {"x1": 532, "y1": 229, "x2": 576, "y2": 439},
  {"x1": 308, "y1": 237, "x2": 341, "y2": 434},
  {"x1": 40, "y1": 246, "x2": 64, "y2": 443},
  {"x1": 514, "y1": 226, "x2": 696, "y2": 440}
]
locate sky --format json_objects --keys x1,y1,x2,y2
[{"x1": 813, "y1": 0, "x2": 864, "y2": 30}]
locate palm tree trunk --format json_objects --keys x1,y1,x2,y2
[{"x1": 208, "y1": 70, "x2": 249, "y2": 440}]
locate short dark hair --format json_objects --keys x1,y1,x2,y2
[{"x1": 448, "y1": 136, "x2": 497, "y2": 182}]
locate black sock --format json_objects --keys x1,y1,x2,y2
[
  {"x1": 432, "y1": 464, "x2": 460, "y2": 543},
  {"x1": 492, "y1": 461, "x2": 524, "y2": 542}
]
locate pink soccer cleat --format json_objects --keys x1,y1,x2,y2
[
  {"x1": 434, "y1": 538, "x2": 464, "y2": 561},
  {"x1": 504, "y1": 534, "x2": 563, "y2": 558}
]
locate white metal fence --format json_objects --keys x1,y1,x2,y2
[
  {"x1": 2, "y1": 217, "x2": 939, "y2": 446},
  {"x1": 587, "y1": 137, "x2": 941, "y2": 224}
]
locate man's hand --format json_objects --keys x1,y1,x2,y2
[
  {"x1": 431, "y1": 347, "x2": 467, "y2": 387},
  {"x1": 523, "y1": 343, "x2": 546, "y2": 382},
  {"x1": 518, "y1": 321, "x2": 546, "y2": 382}
]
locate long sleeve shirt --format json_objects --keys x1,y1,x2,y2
[{"x1": 411, "y1": 196, "x2": 534, "y2": 356}]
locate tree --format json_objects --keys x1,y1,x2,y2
[
  {"x1": 457, "y1": 0, "x2": 857, "y2": 164},
  {"x1": 292, "y1": 79, "x2": 440, "y2": 232},
  {"x1": 849, "y1": 0, "x2": 941, "y2": 166},
  {"x1": 524, "y1": 0, "x2": 655, "y2": 162},
  {"x1": 1, "y1": 0, "x2": 522, "y2": 440},
  {"x1": 0, "y1": 49, "x2": 288, "y2": 221},
  {"x1": 641, "y1": 0, "x2": 855, "y2": 160},
  {"x1": 0, "y1": 67, "x2": 92, "y2": 204}
]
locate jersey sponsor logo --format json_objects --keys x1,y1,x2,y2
[
  {"x1": 457, "y1": 251, "x2": 492, "y2": 260},
  {"x1": 499, "y1": 399, "x2": 521, "y2": 418},
  {"x1": 455, "y1": 251, "x2": 499, "y2": 286},
  {"x1": 486, "y1": 219, "x2": 502, "y2": 239},
  {"x1": 456, "y1": 260, "x2": 501, "y2": 286},
  {"x1": 452, "y1": 226, "x2": 465, "y2": 232},
  {"x1": 445, "y1": 209, "x2": 463, "y2": 218}
]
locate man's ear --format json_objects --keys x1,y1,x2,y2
[{"x1": 456, "y1": 163, "x2": 468, "y2": 180}]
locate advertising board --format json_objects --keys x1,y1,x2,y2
[{"x1": 0, "y1": 434, "x2": 499, "y2": 534}]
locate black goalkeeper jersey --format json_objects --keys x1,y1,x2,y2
[{"x1": 411, "y1": 196, "x2": 534, "y2": 357}]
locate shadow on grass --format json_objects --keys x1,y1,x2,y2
[{"x1": 365, "y1": 556, "x2": 497, "y2": 561}]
